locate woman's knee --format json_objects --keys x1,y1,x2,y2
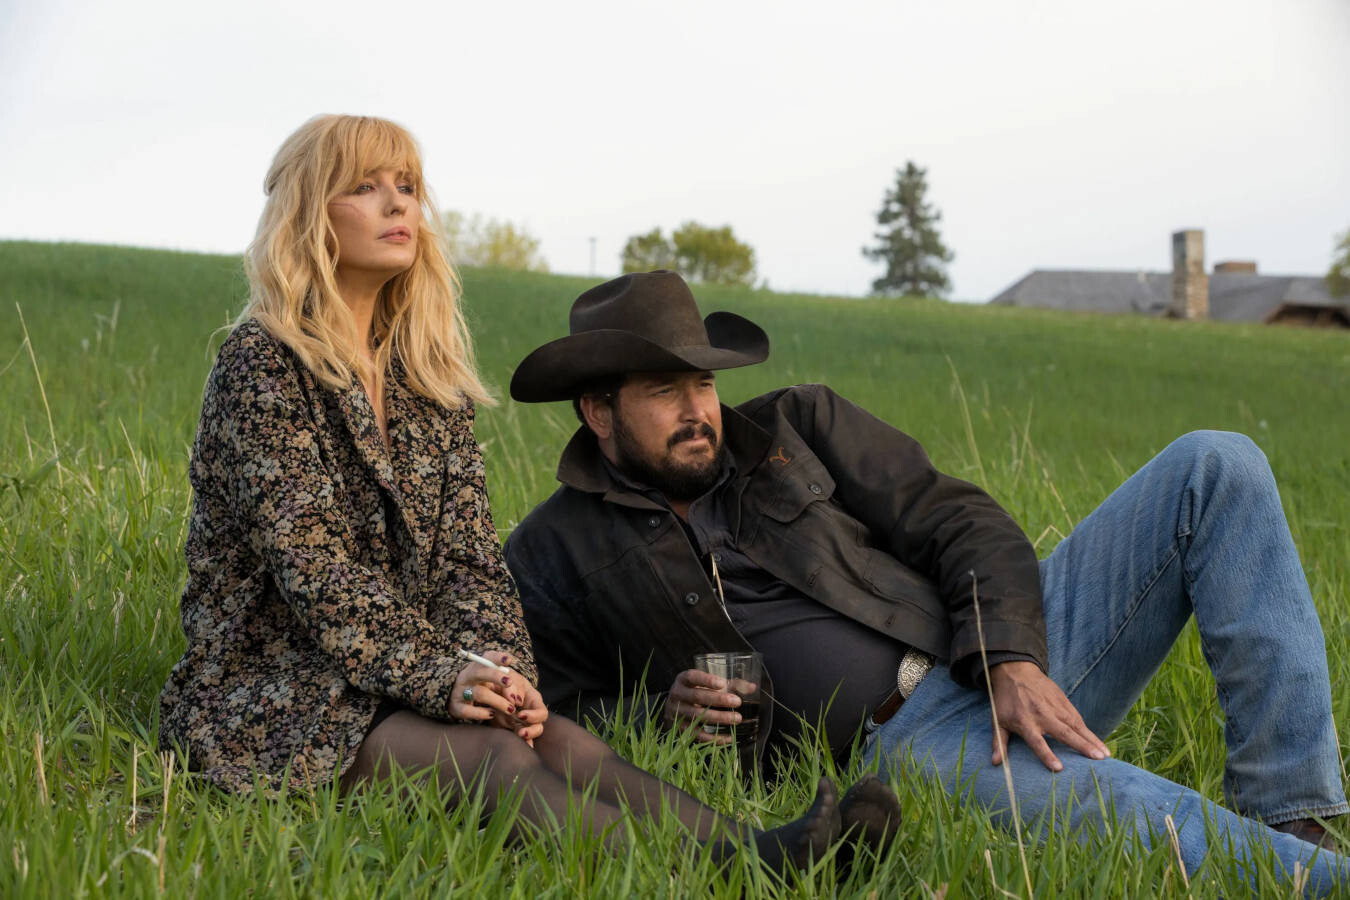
[
  {"x1": 533, "y1": 715, "x2": 621, "y2": 773},
  {"x1": 470, "y1": 727, "x2": 544, "y2": 778},
  {"x1": 359, "y1": 714, "x2": 541, "y2": 784}
]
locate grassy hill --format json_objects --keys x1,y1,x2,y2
[{"x1": 2, "y1": 240, "x2": 1348, "y2": 897}]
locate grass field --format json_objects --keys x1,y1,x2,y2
[{"x1": 2, "y1": 239, "x2": 1349, "y2": 897}]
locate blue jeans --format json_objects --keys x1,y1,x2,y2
[{"x1": 865, "y1": 431, "x2": 1348, "y2": 892}]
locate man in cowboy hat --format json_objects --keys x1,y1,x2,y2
[{"x1": 504, "y1": 270, "x2": 1348, "y2": 886}]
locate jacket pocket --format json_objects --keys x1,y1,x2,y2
[{"x1": 759, "y1": 457, "x2": 837, "y2": 523}]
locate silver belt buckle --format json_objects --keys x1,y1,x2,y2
[
  {"x1": 897, "y1": 647, "x2": 935, "y2": 699},
  {"x1": 864, "y1": 648, "x2": 935, "y2": 735}
]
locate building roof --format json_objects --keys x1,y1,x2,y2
[
  {"x1": 989, "y1": 268, "x2": 1346, "y2": 323},
  {"x1": 989, "y1": 269, "x2": 1170, "y2": 314}
]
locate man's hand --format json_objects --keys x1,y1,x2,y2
[
  {"x1": 662, "y1": 669, "x2": 746, "y2": 745},
  {"x1": 988, "y1": 660, "x2": 1109, "y2": 771}
]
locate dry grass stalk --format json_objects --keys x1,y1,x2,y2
[
  {"x1": 972, "y1": 573, "x2": 1035, "y2": 897},
  {"x1": 298, "y1": 756, "x2": 320, "y2": 817},
  {"x1": 156, "y1": 828, "x2": 167, "y2": 894},
  {"x1": 984, "y1": 848, "x2": 1020, "y2": 899},
  {"x1": 127, "y1": 746, "x2": 139, "y2": 834},
  {"x1": 945, "y1": 356, "x2": 988, "y2": 487},
  {"x1": 1164, "y1": 813, "x2": 1190, "y2": 893},
  {"x1": 1292, "y1": 860, "x2": 1310, "y2": 895},
  {"x1": 1030, "y1": 525, "x2": 1067, "y2": 555},
  {"x1": 15, "y1": 302, "x2": 63, "y2": 487},
  {"x1": 157, "y1": 751, "x2": 174, "y2": 893},
  {"x1": 159, "y1": 751, "x2": 173, "y2": 820},
  {"x1": 920, "y1": 879, "x2": 949, "y2": 900},
  {"x1": 34, "y1": 731, "x2": 48, "y2": 805},
  {"x1": 1040, "y1": 465, "x2": 1075, "y2": 532}
]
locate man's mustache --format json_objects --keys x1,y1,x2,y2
[{"x1": 668, "y1": 423, "x2": 717, "y2": 449}]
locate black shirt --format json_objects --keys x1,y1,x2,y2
[{"x1": 604, "y1": 456, "x2": 905, "y2": 759}]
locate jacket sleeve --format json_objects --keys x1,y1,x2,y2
[
  {"x1": 203, "y1": 337, "x2": 471, "y2": 720},
  {"x1": 778, "y1": 384, "x2": 1047, "y2": 683},
  {"x1": 505, "y1": 523, "x2": 666, "y2": 728},
  {"x1": 419, "y1": 400, "x2": 537, "y2": 686}
]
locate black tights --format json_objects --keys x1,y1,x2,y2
[{"x1": 340, "y1": 711, "x2": 836, "y2": 867}]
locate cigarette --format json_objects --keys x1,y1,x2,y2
[{"x1": 457, "y1": 648, "x2": 512, "y2": 673}]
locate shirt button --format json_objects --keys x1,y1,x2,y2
[
  {"x1": 647, "y1": 516, "x2": 660, "y2": 528},
  {"x1": 809, "y1": 482, "x2": 824, "y2": 495},
  {"x1": 684, "y1": 592, "x2": 699, "y2": 606}
]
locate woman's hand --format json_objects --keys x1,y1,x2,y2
[
  {"x1": 450, "y1": 651, "x2": 549, "y2": 745},
  {"x1": 489, "y1": 651, "x2": 548, "y2": 745}
]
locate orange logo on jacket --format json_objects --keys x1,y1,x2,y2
[{"x1": 769, "y1": 446, "x2": 792, "y2": 466}]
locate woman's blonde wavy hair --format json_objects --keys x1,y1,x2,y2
[{"x1": 241, "y1": 114, "x2": 491, "y2": 407}]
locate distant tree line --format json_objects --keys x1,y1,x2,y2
[
  {"x1": 458, "y1": 164, "x2": 963, "y2": 297},
  {"x1": 466, "y1": 162, "x2": 1342, "y2": 304}
]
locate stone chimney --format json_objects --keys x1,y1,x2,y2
[{"x1": 1170, "y1": 229, "x2": 1208, "y2": 320}]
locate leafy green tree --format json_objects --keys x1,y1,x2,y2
[
  {"x1": 622, "y1": 222, "x2": 757, "y2": 286},
  {"x1": 861, "y1": 161, "x2": 954, "y2": 297},
  {"x1": 621, "y1": 228, "x2": 677, "y2": 273},
  {"x1": 1328, "y1": 229, "x2": 1350, "y2": 298},
  {"x1": 442, "y1": 211, "x2": 549, "y2": 272},
  {"x1": 672, "y1": 222, "x2": 757, "y2": 286}
]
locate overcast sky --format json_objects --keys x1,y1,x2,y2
[{"x1": 3, "y1": 0, "x2": 1347, "y2": 301}]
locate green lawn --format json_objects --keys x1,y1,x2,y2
[{"x1": 2, "y1": 240, "x2": 1348, "y2": 897}]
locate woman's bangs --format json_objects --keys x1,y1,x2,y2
[{"x1": 344, "y1": 120, "x2": 423, "y2": 193}]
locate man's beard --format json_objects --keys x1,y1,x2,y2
[{"x1": 611, "y1": 415, "x2": 726, "y2": 502}]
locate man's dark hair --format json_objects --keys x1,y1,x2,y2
[{"x1": 571, "y1": 373, "x2": 626, "y2": 425}]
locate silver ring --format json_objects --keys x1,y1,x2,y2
[{"x1": 461, "y1": 688, "x2": 474, "y2": 704}]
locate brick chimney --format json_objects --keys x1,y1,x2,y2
[
  {"x1": 1170, "y1": 229, "x2": 1208, "y2": 319},
  {"x1": 1214, "y1": 260, "x2": 1257, "y2": 274}
]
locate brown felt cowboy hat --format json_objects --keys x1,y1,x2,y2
[{"x1": 509, "y1": 270, "x2": 770, "y2": 403}]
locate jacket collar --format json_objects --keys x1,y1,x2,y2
[
  {"x1": 335, "y1": 379, "x2": 399, "y2": 499},
  {"x1": 332, "y1": 356, "x2": 427, "y2": 526},
  {"x1": 555, "y1": 402, "x2": 772, "y2": 503}
]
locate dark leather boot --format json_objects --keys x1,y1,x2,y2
[{"x1": 1271, "y1": 816, "x2": 1343, "y2": 852}]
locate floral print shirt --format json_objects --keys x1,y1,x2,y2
[{"x1": 158, "y1": 319, "x2": 534, "y2": 794}]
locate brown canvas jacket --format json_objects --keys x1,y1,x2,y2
[
  {"x1": 158, "y1": 319, "x2": 533, "y2": 794},
  {"x1": 505, "y1": 383, "x2": 1045, "y2": 738}
]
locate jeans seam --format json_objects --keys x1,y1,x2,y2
[{"x1": 1064, "y1": 543, "x2": 1181, "y2": 699}]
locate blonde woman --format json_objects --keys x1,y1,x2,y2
[{"x1": 157, "y1": 115, "x2": 899, "y2": 869}]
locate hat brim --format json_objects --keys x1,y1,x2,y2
[{"x1": 510, "y1": 311, "x2": 769, "y2": 403}]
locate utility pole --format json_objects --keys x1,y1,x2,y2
[{"x1": 588, "y1": 236, "x2": 597, "y2": 276}]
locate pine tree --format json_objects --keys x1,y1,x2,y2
[{"x1": 861, "y1": 161, "x2": 954, "y2": 297}]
